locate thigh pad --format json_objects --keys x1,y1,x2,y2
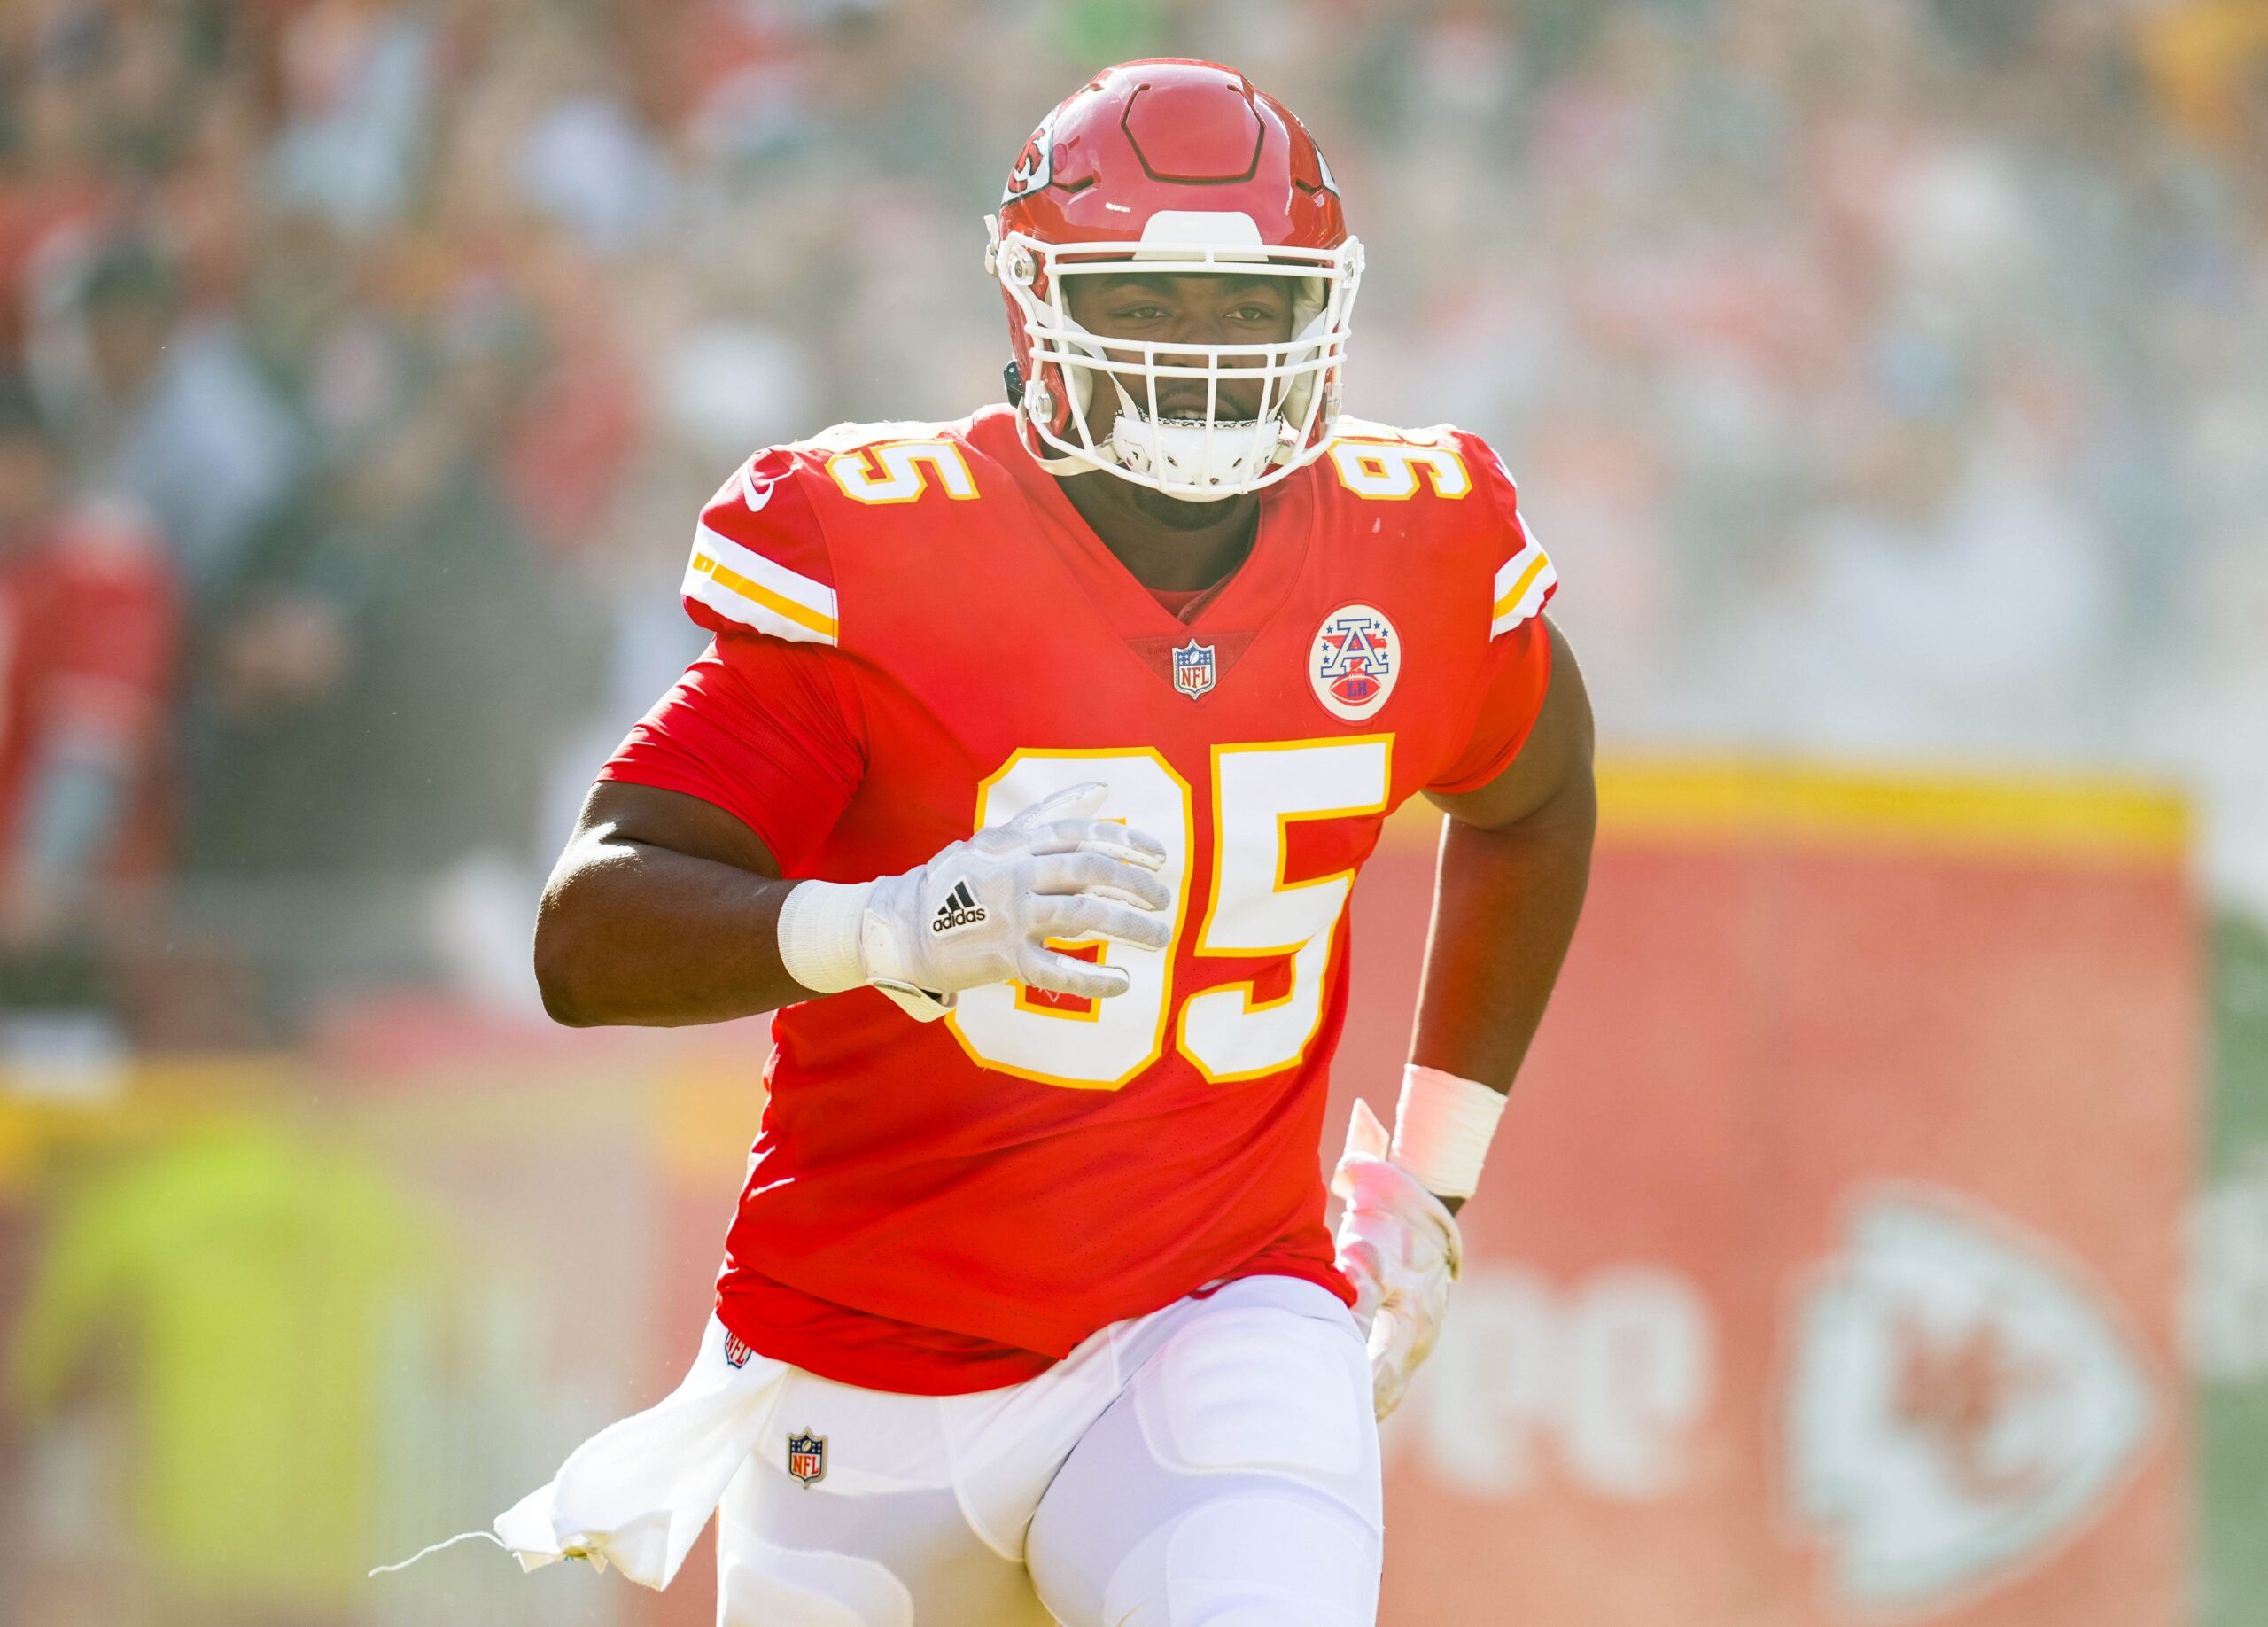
[{"x1": 1135, "y1": 1304, "x2": 1375, "y2": 1502}]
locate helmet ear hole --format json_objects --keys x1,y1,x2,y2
[{"x1": 1002, "y1": 360, "x2": 1025, "y2": 407}]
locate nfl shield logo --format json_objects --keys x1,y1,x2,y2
[
  {"x1": 723, "y1": 1331, "x2": 756, "y2": 1368},
  {"x1": 1172, "y1": 638, "x2": 1216, "y2": 699},
  {"x1": 787, "y1": 1431, "x2": 827, "y2": 1486}
]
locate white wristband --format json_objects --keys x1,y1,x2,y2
[
  {"x1": 1389, "y1": 1063, "x2": 1508, "y2": 1201},
  {"x1": 775, "y1": 879, "x2": 872, "y2": 994}
]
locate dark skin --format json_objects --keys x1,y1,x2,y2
[
  {"x1": 1052, "y1": 271, "x2": 1286, "y2": 591},
  {"x1": 534, "y1": 273, "x2": 1597, "y2": 1203}
]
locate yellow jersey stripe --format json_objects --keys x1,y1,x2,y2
[
  {"x1": 691, "y1": 554, "x2": 839, "y2": 639},
  {"x1": 1492, "y1": 550, "x2": 1552, "y2": 620}
]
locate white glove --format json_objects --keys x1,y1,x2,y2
[
  {"x1": 1332, "y1": 1097, "x2": 1463, "y2": 1421},
  {"x1": 776, "y1": 782, "x2": 1175, "y2": 1021}
]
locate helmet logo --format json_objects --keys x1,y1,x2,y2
[{"x1": 1003, "y1": 110, "x2": 1059, "y2": 203}]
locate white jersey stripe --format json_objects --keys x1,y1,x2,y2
[
  {"x1": 687, "y1": 522, "x2": 839, "y2": 643},
  {"x1": 696, "y1": 524, "x2": 839, "y2": 624},
  {"x1": 1491, "y1": 538, "x2": 1545, "y2": 605},
  {"x1": 685, "y1": 563, "x2": 839, "y2": 644},
  {"x1": 684, "y1": 551, "x2": 839, "y2": 645},
  {"x1": 1489, "y1": 537, "x2": 1556, "y2": 639}
]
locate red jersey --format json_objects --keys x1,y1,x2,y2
[
  {"x1": 603, "y1": 406, "x2": 1557, "y2": 1394},
  {"x1": 0, "y1": 499, "x2": 178, "y2": 891}
]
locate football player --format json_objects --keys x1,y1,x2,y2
[{"x1": 503, "y1": 59, "x2": 1593, "y2": 1627}]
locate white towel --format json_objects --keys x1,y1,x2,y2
[{"x1": 493, "y1": 1315, "x2": 791, "y2": 1590}]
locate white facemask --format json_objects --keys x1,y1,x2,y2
[{"x1": 990, "y1": 212, "x2": 1363, "y2": 502}]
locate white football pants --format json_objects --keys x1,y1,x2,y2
[{"x1": 715, "y1": 1274, "x2": 1381, "y2": 1626}]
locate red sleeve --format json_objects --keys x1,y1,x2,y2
[
  {"x1": 1426, "y1": 617, "x2": 1553, "y2": 797},
  {"x1": 50, "y1": 502, "x2": 179, "y2": 748},
  {"x1": 599, "y1": 631, "x2": 866, "y2": 873},
  {"x1": 1426, "y1": 432, "x2": 1557, "y2": 797},
  {"x1": 680, "y1": 448, "x2": 842, "y2": 650}
]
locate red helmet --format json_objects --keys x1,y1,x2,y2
[{"x1": 986, "y1": 59, "x2": 1363, "y2": 500}]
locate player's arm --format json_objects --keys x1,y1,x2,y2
[
  {"x1": 1333, "y1": 616, "x2": 1594, "y2": 1418},
  {"x1": 1411, "y1": 612, "x2": 1596, "y2": 1127},
  {"x1": 534, "y1": 781, "x2": 804, "y2": 1027},
  {"x1": 534, "y1": 779, "x2": 1176, "y2": 1029},
  {"x1": 542, "y1": 445, "x2": 1181, "y2": 1030}
]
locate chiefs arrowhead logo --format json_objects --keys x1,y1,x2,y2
[
  {"x1": 1003, "y1": 107, "x2": 1060, "y2": 203},
  {"x1": 1781, "y1": 1187, "x2": 2155, "y2": 1612}
]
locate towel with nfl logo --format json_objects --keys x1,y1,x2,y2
[{"x1": 495, "y1": 1316, "x2": 790, "y2": 1589}]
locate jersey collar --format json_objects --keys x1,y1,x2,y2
[{"x1": 974, "y1": 405, "x2": 1316, "y2": 652}]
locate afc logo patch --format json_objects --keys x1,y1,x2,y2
[
  {"x1": 786, "y1": 1430, "x2": 828, "y2": 1486},
  {"x1": 1172, "y1": 637, "x2": 1216, "y2": 699},
  {"x1": 1310, "y1": 603, "x2": 1399, "y2": 721}
]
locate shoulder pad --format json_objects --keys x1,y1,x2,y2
[
  {"x1": 788, "y1": 420, "x2": 987, "y2": 508},
  {"x1": 788, "y1": 418, "x2": 968, "y2": 454},
  {"x1": 1329, "y1": 416, "x2": 1461, "y2": 447},
  {"x1": 1459, "y1": 431, "x2": 1557, "y2": 639},
  {"x1": 1322, "y1": 418, "x2": 1477, "y2": 501},
  {"x1": 682, "y1": 448, "x2": 839, "y2": 647}
]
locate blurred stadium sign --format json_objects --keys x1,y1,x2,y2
[
  {"x1": 1403, "y1": 1263, "x2": 1714, "y2": 1502},
  {"x1": 1784, "y1": 1187, "x2": 2155, "y2": 1612},
  {"x1": 1335, "y1": 760, "x2": 2194, "y2": 1627}
]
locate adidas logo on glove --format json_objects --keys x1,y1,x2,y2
[{"x1": 931, "y1": 881, "x2": 987, "y2": 933}]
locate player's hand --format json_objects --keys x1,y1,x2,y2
[
  {"x1": 859, "y1": 782, "x2": 1175, "y2": 1018},
  {"x1": 1332, "y1": 1097, "x2": 1463, "y2": 1420}
]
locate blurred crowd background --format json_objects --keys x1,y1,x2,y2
[
  {"x1": 2, "y1": 1, "x2": 2265, "y2": 1623},
  {"x1": 4, "y1": 0, "x2": 2267, "y2": 1038}
]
